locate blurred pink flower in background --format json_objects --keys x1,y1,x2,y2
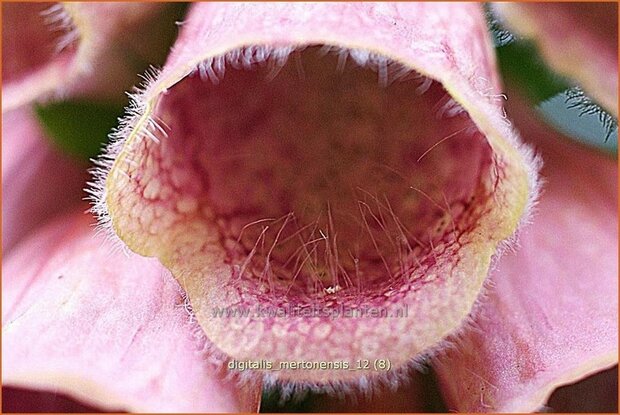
[{"x1": 2, "y1": 107, "x2": 87, "y2": 253}]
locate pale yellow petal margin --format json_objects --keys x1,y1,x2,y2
[{"x1": 98, "y1": 3, "x2": 539, "y2": 385}]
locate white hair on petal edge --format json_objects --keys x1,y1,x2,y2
[
  {"x1": 260, "y1": 360, "x2": 426, "y2": 405},
  {"x1": 88, "y1": 44, "x2": 422, "y2": 247},
  {"x1": 193, "y1": 45, "x2": 297, "y2": 84},
  {"x1": 194, "y1": 44, "x2": 417, "y2": 89},
  {"x1": 87, "y1": 65, "x2": 163, "y2": 251}
]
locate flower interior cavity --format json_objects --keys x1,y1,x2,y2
[{"x1": 101, "y1": 44, "x2": 526, "y2": 385}]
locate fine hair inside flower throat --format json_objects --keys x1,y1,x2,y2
[{"x1": 113, "y1": 44, "x2": 494, "y2": 306}]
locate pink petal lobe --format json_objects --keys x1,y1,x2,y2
[
  {"x1": 433, "y1": 94, "x2": 618, "y2": 412},
  {"x1": 494, "y1": 2, "x2": 618, "y2": 115},
  {"x1": 98, "y1": 2, "x2": 538, "y2": 384},
  {"x1": 2, "y1": 210, "x2": 262, "y2": 413},
  {"x1": 2, "y1": 107, "x2": 87, "y2": 253}
]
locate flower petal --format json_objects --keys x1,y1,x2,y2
[
  {"x1": 97, "y1": 2, "x2": 538, "y2": 384},
  {"x1": 2, "y1": 210, "x2": 262, "y2": 413},
  {"x1": 1, "y1": 107, "x2": 87, "y2": 253},
  {"x1": 494, "y1": 2, "x2": 618, "y2": 116},
  {"x1": 433, "y1": 93, "x2": 618, "y2": 412},
  {"x1": 2, "y1": 2, "x2": 161, "y2": 111}
]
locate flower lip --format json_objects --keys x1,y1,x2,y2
[{"x1": 100, "y1": 41, "x2": 530, "y2": 384}]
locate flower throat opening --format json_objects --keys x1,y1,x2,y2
[{"x1": 106, "y1": 44, "x2": 501, "y2": 382}]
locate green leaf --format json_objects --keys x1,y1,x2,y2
[{"x1": 34, "y1": 100, "x2": 125, "y2": 161}]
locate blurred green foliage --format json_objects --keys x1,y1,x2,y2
[
  {"x1": 496, "y1": 41, "x2": 571, "y2": 104},
  {"x1": 34, "y1": 100, "x2": 125, "y2": 160}
]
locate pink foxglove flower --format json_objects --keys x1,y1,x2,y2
[
  {"x1": 1, "y1": 107, "x2": 87, "y2": 252},
  {"x1": 94, "y1": 1, "x2": 539, "y2": 387},
  {"x1": 2, "y1": 2, "x2": 617, "y2": 412}
]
